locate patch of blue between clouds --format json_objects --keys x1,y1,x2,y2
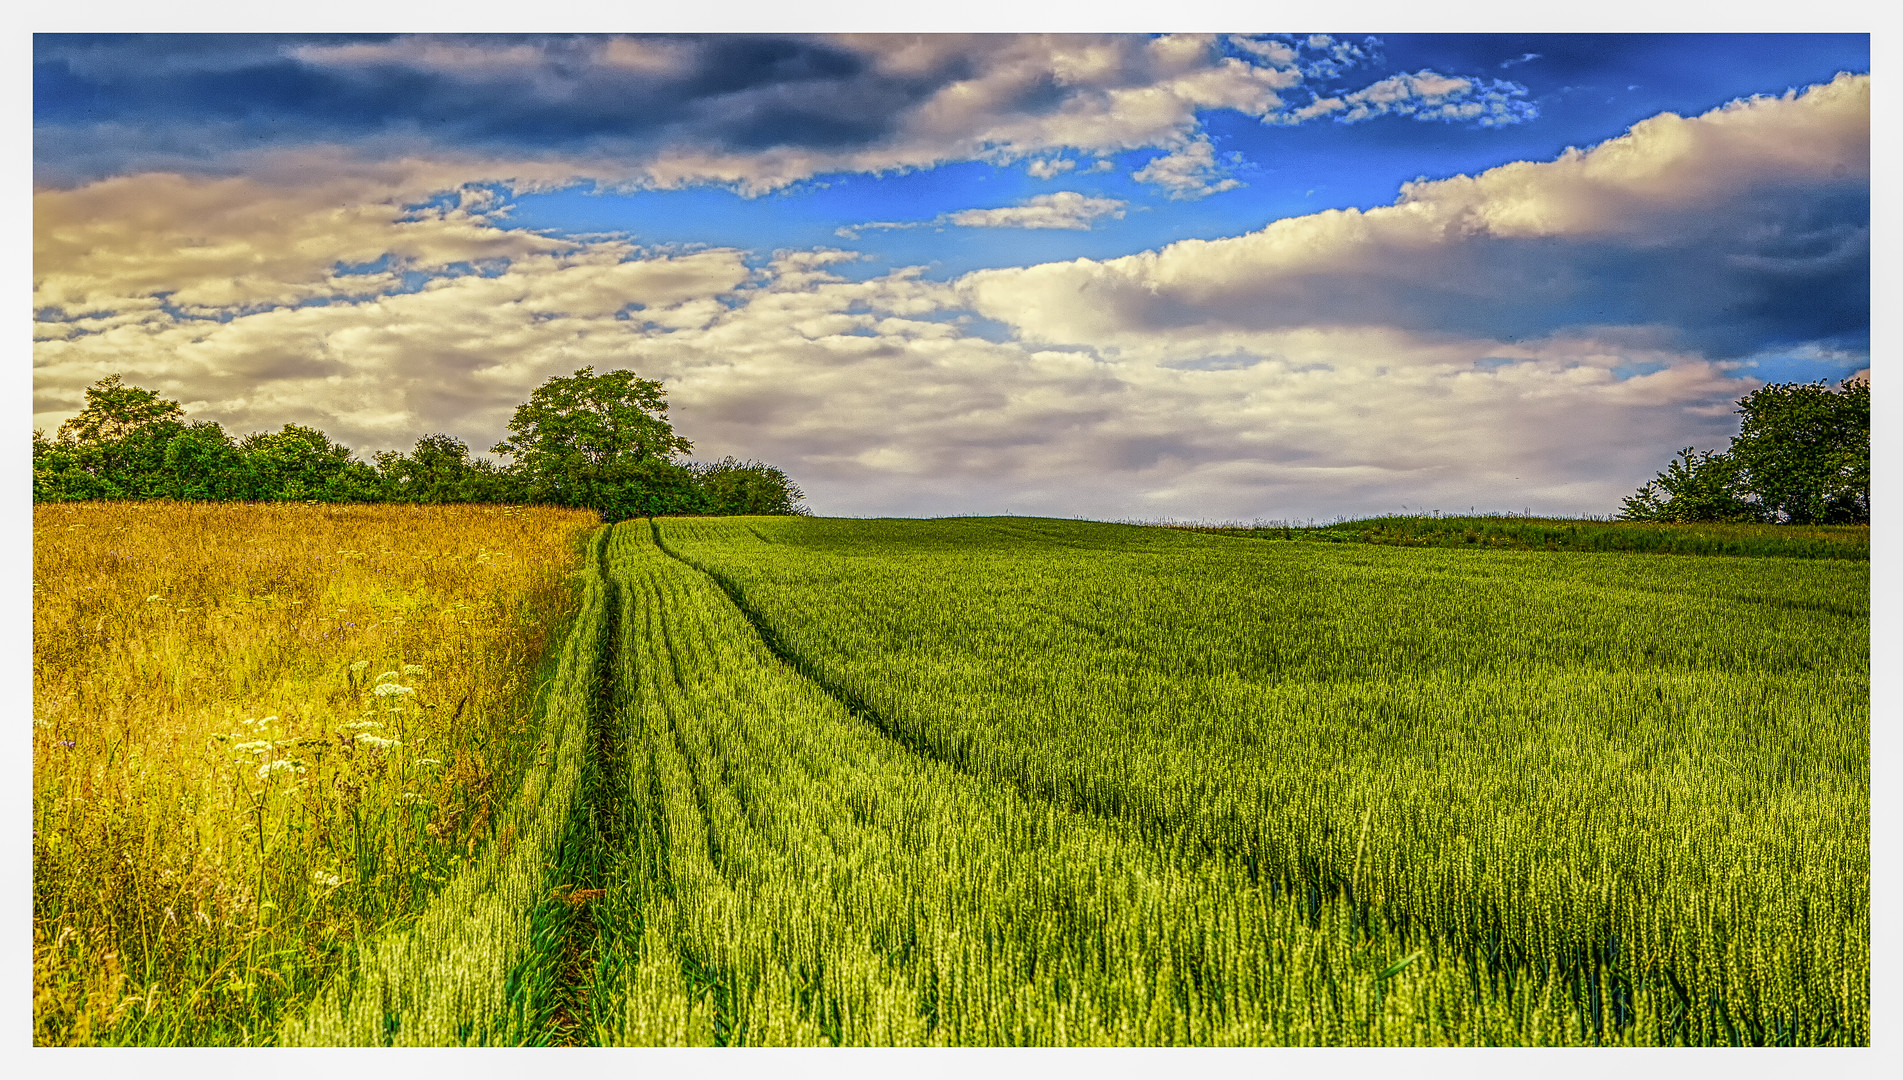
[
  {"x1": 1741, "y1": 351, "x2": 1869, "y2": 387},
  {"x1": 334, "y1": 254, "x2": 395, "y2": 276},
  {"x1": 1609, "y1": 360, "x2": 1669, "y2": 380}
]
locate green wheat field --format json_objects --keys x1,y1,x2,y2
[{"x1": 33, "y1": 506, "x2": 1869, "y2": 1046}]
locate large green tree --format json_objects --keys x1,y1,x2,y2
[
  {"x1": 1621, "y1": 376, "x2": 1869, "y2": 525},
  {"x1": 491, "y1": 366, "x2": 695, "y2": 520},
  {"x1": 40, "y1": 374, "x2": 189, "y2": 498},
  {"x1": 54, "y1": 374, "x2": 184, "y2": 444},
  {"x1": 1727, "y1": 378, "x2": 1869, "y2": 525}
]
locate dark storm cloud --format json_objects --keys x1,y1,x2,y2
[
  {"x1": 32, "y1": 34, "x2": 1048, "y2": 186},
  {"x1": 34, "y1": 35, "x2": 914, "y2": 173}
]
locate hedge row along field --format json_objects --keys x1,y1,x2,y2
[
  {"x1": 1179, "y1": 515, "x2": 1870, "y2": 560},
  {"x1": 36, "y1": 509, "x2": 1868, "y2": 1044},
  {"x1": 31, "y1": 502, "x2": 601, "y2": 1045}
]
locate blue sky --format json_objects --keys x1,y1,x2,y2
[{"x1": 31, "y1": 30, "x2": 1871, "y2": 520}]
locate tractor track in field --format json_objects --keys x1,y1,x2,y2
[{"x1": 544, "y1": 540, "x2": 624, "y2": 1045}]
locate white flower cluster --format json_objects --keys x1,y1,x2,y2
[
  {"x1": 401, "y1": 664, "x2": 426, "y2": 677},
  {"x1": 231, "y1": 740, "x2": 273, "y2": 755},
  {"x1": 372, "y1": 683, "x2": 415, "y2": 698},
  {"x1": 341, "y1": 719, "x2": 385, "y2": 732},
  {"x1": 310, "y1": 870, "x2": 342, "y2": 889},
  {"x1": 355, "y1": 734, "x2": 402, "y2": 751},
  {"x1": 257, "y1": 758, "x2": 306, "y2": 780}
]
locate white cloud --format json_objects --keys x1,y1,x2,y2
[
  {"x1": 944, "y1": 192, "x2": 1128, "y2": 230},
  {"x1": 33, "y1": 173, "x2": 574, "y2": 317},
  {"x1": 1287, "y1": 70, "x2": 1535, "y2": 126},
  {"x1": 1130, "y1": 135, "x2": 1242, "y2": 200},
  {"x1": 33, "y1": 225, "x2": 1757, "y2": 523},
  {"x1": 839, "y1": 191, "x2": 1127, "y2": 237},
  {"x1": 1026, "y1": 158, "x2": 1077, "y2": 179}
]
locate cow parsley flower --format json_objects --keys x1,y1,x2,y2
[
  {"x1": 256, "y1": 758, "x2": 305, "y2": 780},
  {"x1": 402, "y1": 664, "x2": 426, "y2": 677},
  {"x1": 355, "y1": 734, "x2": 401, "y2": 750}
]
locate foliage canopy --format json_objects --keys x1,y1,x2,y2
[
  {"x1": 1621, "y1": 377, "x2": 1868, "y2": 525},
  {"x1": 33, "y1": 370, "x2": 806, "y2": 518}
]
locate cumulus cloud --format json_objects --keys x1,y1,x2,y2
[
  {"x1": 962, "y1": 74, "x2": 1869, "y2": 361},
  {"x1": 1131, "y1": 135, "x2": 1243, "y2": 199},
  {"x1": 945, "y1": 192, "x2": 1129, "y2": 229},
  {"x1": 33, "y1": 172, "x2": 574, "y2": 317},
  {"x1": 838, "y1": 191, "x2": 1127, "y2": 238}
]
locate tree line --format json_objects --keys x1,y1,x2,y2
[
  {"x1": 1620, "y1": 376, "x2": 1868, "y2": 525},
  {"x1": 33, "y1": 367, "x2": 808, "y2": 520}
]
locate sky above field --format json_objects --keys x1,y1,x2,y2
[{"x1": 31, "y1": 27, "x2": 1871, "y2": 520}]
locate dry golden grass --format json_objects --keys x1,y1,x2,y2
[{"x1": 31, "y1": 501, "x2": 601, "y2": 1045}]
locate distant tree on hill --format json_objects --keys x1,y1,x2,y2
[
  {"x1": 490, "y1": 366, "x2": 697, "y2": 521},
  {"x1": 38, "y1": 375, "x2": 190, "y2": 499},
  {"x1": 55, "y1": 373, "x2": 183, "y2": 444},
  {"x1": 1621, "y1": 376, "x2": 1868, "y2": 524}
]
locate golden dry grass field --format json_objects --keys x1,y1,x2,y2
[{"x1": 31, "y1": 501, "x2": 600, "y2": 1045}]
